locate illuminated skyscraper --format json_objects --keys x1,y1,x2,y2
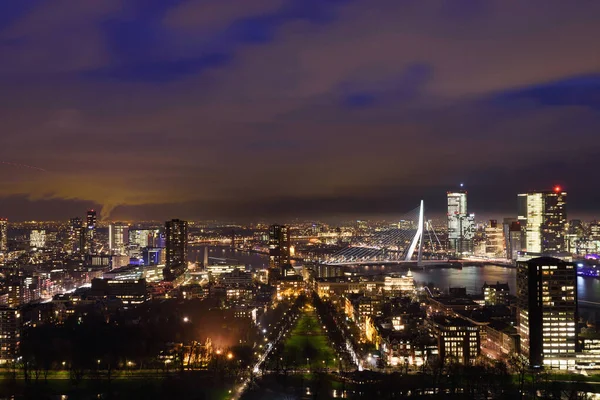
[
  {"x1": 30, "y1": 230, "x2": 46, "y2": 249},
  {"x1": 269, "y1": 224, "x2": 291, "y2": 272},
  {"x1": 69, "y1": 217, "x2": 85, "y2": 254},
  {"x1": 0, "y1": 218, "x2": 7, "y2": 252},
  {"x1": 129, "y1": 229, "x2": 157, "y2": 248},
  {"x1": 503, "y1": 218, "x2": 522, "y2": 260},
  {"x1": 164, "y1": 219, "x2": 188, "y2": 281},
  {"x1": 484, "y1": 220, "x2": 504, "y2": 257},
  {"x1": 86, "y1": 210, "x2": 97, "y2": 253},
  {"x1": 518, "y1": 187, "x2": 567, "y2": 254},
  {"x1": 447, "y1": 190, "x2": 474, "y2": 255},
  {"x1": 109, "y1": 223, "x2": 129, "y2": 254},
  {"x1": 0, "y1": 306, "x2": 21, "y2": 363},
  {"x1": 517, "y1": 257, "x2": 577, "y2": 369}
]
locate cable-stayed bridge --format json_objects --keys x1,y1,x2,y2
[{"x1": 325, "y1": 201, "x2": 446, "y2": 266}]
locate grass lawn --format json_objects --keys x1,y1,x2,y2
[
  {"x1": 282, "y1": 308, "x2": 338, "y2": 369},
  {"x1": 0, "y1": 371, "x2": 235, "y2": 400}
]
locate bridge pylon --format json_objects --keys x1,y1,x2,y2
[{"x1": 404, "y1": 200, "x2": 424, "y2": 266}]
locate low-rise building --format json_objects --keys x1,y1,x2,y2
[
  {"x1": 380, "y1": 330, "x2": 438, "y2": 368},
  {"x1": 483, "y1": 281, "x2": 510, "y2": 306},
  {"x1": 89, "y1": 278, "x2": 149, "y2": 308},
  {"x1": 429, "y1": 316, "x2": 480, "y2": 364}
]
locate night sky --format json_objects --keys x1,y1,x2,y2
[{"x1": 1, "y1": 1, "x2": 599, "y2": 222}]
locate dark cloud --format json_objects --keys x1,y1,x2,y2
[{"x1": 0, "y1": 0, "x2": 599, "y2": 222}]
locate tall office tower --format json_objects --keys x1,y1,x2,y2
[
  {"x1": 447, "y1": 190, "x2": 474, "y2": 255},
  {"x1": 518, "y1": 187, "x2": 567, "y2": 255},
  {"x1": 590, "y1": 221, "x2": 600, "y2": 253},
  {"x1": 503, "y1": 219, "x2": 522, "y2": 260},
  {"x1": 29, "y1": 229, "x2": 46, "y2": 249},
  {"x1": 0, "y1": 306, "x2": 21, "y2": 364},
  {"x1": 484, "y1": 220, "x2": 504, "y2": 258},
  {"x1": 164, "y1": 219, "x2": 188, "y2": 281},
  {"x1": 69, "y1": 217, "x2": 85, "y2": 254},
  {"x1": 109, "y1": 223, "x2": 129, "y2": 254},
  {"x1": 517, "y1": 257, "x2": 577, "y2": 369},
  {"x1": 0, "y1": 218, "x2": 7, "y2": 251},
  {"x1": 566, "y1": 220, "x2": 584, "y2": 254},
  {"x1": 86, "y1": 210, "x2": 97, "y2": 253},
  {"x1": 269, "y1": 224, "x2": 290, "y2": 271}
]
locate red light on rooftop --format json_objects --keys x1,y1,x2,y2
[{"x1": 554, "y1": 186, "x2": 561, "y2": 192}]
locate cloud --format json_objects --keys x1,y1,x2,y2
[
  {"x1": 163, "y1": 0, "x2": 285, "y2": 32},
  {"x1": 1, "y1": 0, "x2": 600, "y2": 220}
]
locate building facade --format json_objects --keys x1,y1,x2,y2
[
  {"x1": 109, "y1": 223, "x2": 129, "y2": 255},
  {"x1": 430, "y1": 316, "x2": 480, "y2": 364},
  {"x1": 518, "y1": 188, "x2": 567, "y2": 255},
  {"x1": 447, "y1": 191, "x2": 474, "y2": 255},
  {"x1": 86, "y1": 210, "x2": 97, "y2": 253},
  {"x1": 0, "y1": 218, "x2": 7, "y2": 252},
  {"x1": 0, "y1": 306, "x2": 20, "y2": 364},
  {"x1": 69, "y1": 217, "x2": 85, "y2": 254},
  {"x1": 517, "y1": 257, "x2": 577, "y2": 369},
  {"x1": 269, "y1": 224, "x2": 291, "y2": 271},
  {"x1": 503, "y1": 218, "x2": 522, "y2": 260},
  {"x1": 30, "y1": 229, "x2": 46, "y2": 249},
  {"x1": 164, "y1": 219, "x2": 188, "y2": 281},
  {"x1": 485, "y1": 220, "x2": 505, "y2": 258}
]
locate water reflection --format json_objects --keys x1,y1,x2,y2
[
  {"x1": 412, "y1": 265, "x2": 600, "y2": 323},
  {"x1": 184, "y1": 249, "x2": 600, "y2": 321},
  {"x1": 187, "y1": 245, "x2": 269, "y2": 269},
  {"x1": 412, "y1": 266, "x2": 516, "y2": 295}
]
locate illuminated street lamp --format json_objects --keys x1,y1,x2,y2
[
  {"x1": 183, "y1": 316, "x2": 189, "y2": 323},
  {"x1": 227, "y1": 353, "x2": 233, "y2": 360}
]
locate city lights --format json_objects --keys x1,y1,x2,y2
[{"x1": 0, "y1": 1, "x2": 597, "y2": 398}]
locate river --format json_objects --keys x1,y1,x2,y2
[{"x1": 188, "y1": 246, "x2": 600, "y2": 323}]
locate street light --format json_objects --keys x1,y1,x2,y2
[{"x1": 183, "y1": 316, "x2": 189, "y2": 323}]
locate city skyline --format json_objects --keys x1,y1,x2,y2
[
  {"x1": 1, "y1": 2, "x2": 600, "y2": 221},
  {"x1": 0, "y1": 184, "x2": 596, "y2": 224},
  {"x1": 4, "y1": 2, "x2": 600, "y2": 396}
]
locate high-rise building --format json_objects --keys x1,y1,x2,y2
[
  {"x1": 447, "y1": 190, "x2": 474, "y2": 255},
  {"x1": 0, "y1": 218, "x2": 7, "y2": 252},
  {"x1": 517, "y1": 257, "x2": 577, "y2": 369},
  {"x1": 269, "y1": 224, "x2": 290, "y2": 271},
  {"x1": 518, "y1": 188, "x2": 567, "y2": 255},
  {"x1": 484, "y1": 220, "x2": 504, "y2": 258},
  {"x1": 129, "y1": 229, "x2": 158, "y2": 248},
  {"x1": 566, "y1": 219, "x2": 584, "y2": 254},
  {"x1": 164, "y1": 219, "x2": 188, "y2": 281},
  {"x1": 29, "y1": 229, "x2": 46, "y2": 249},
  {"x1": 503, "y1": 218, "x2": 520, "y2": 260},
  {"x1": 86, "y1": 210, "x2": 97, "y2": 253},
  {"x1": 0, "y1": 306, "x2": 21, "y2": 364},
  {"x1": 69, "y1": 217, "x2": 85, "y2": 254},
  {"x1": 109, "y1": 223, "x2": 129, "y2": 254}
]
